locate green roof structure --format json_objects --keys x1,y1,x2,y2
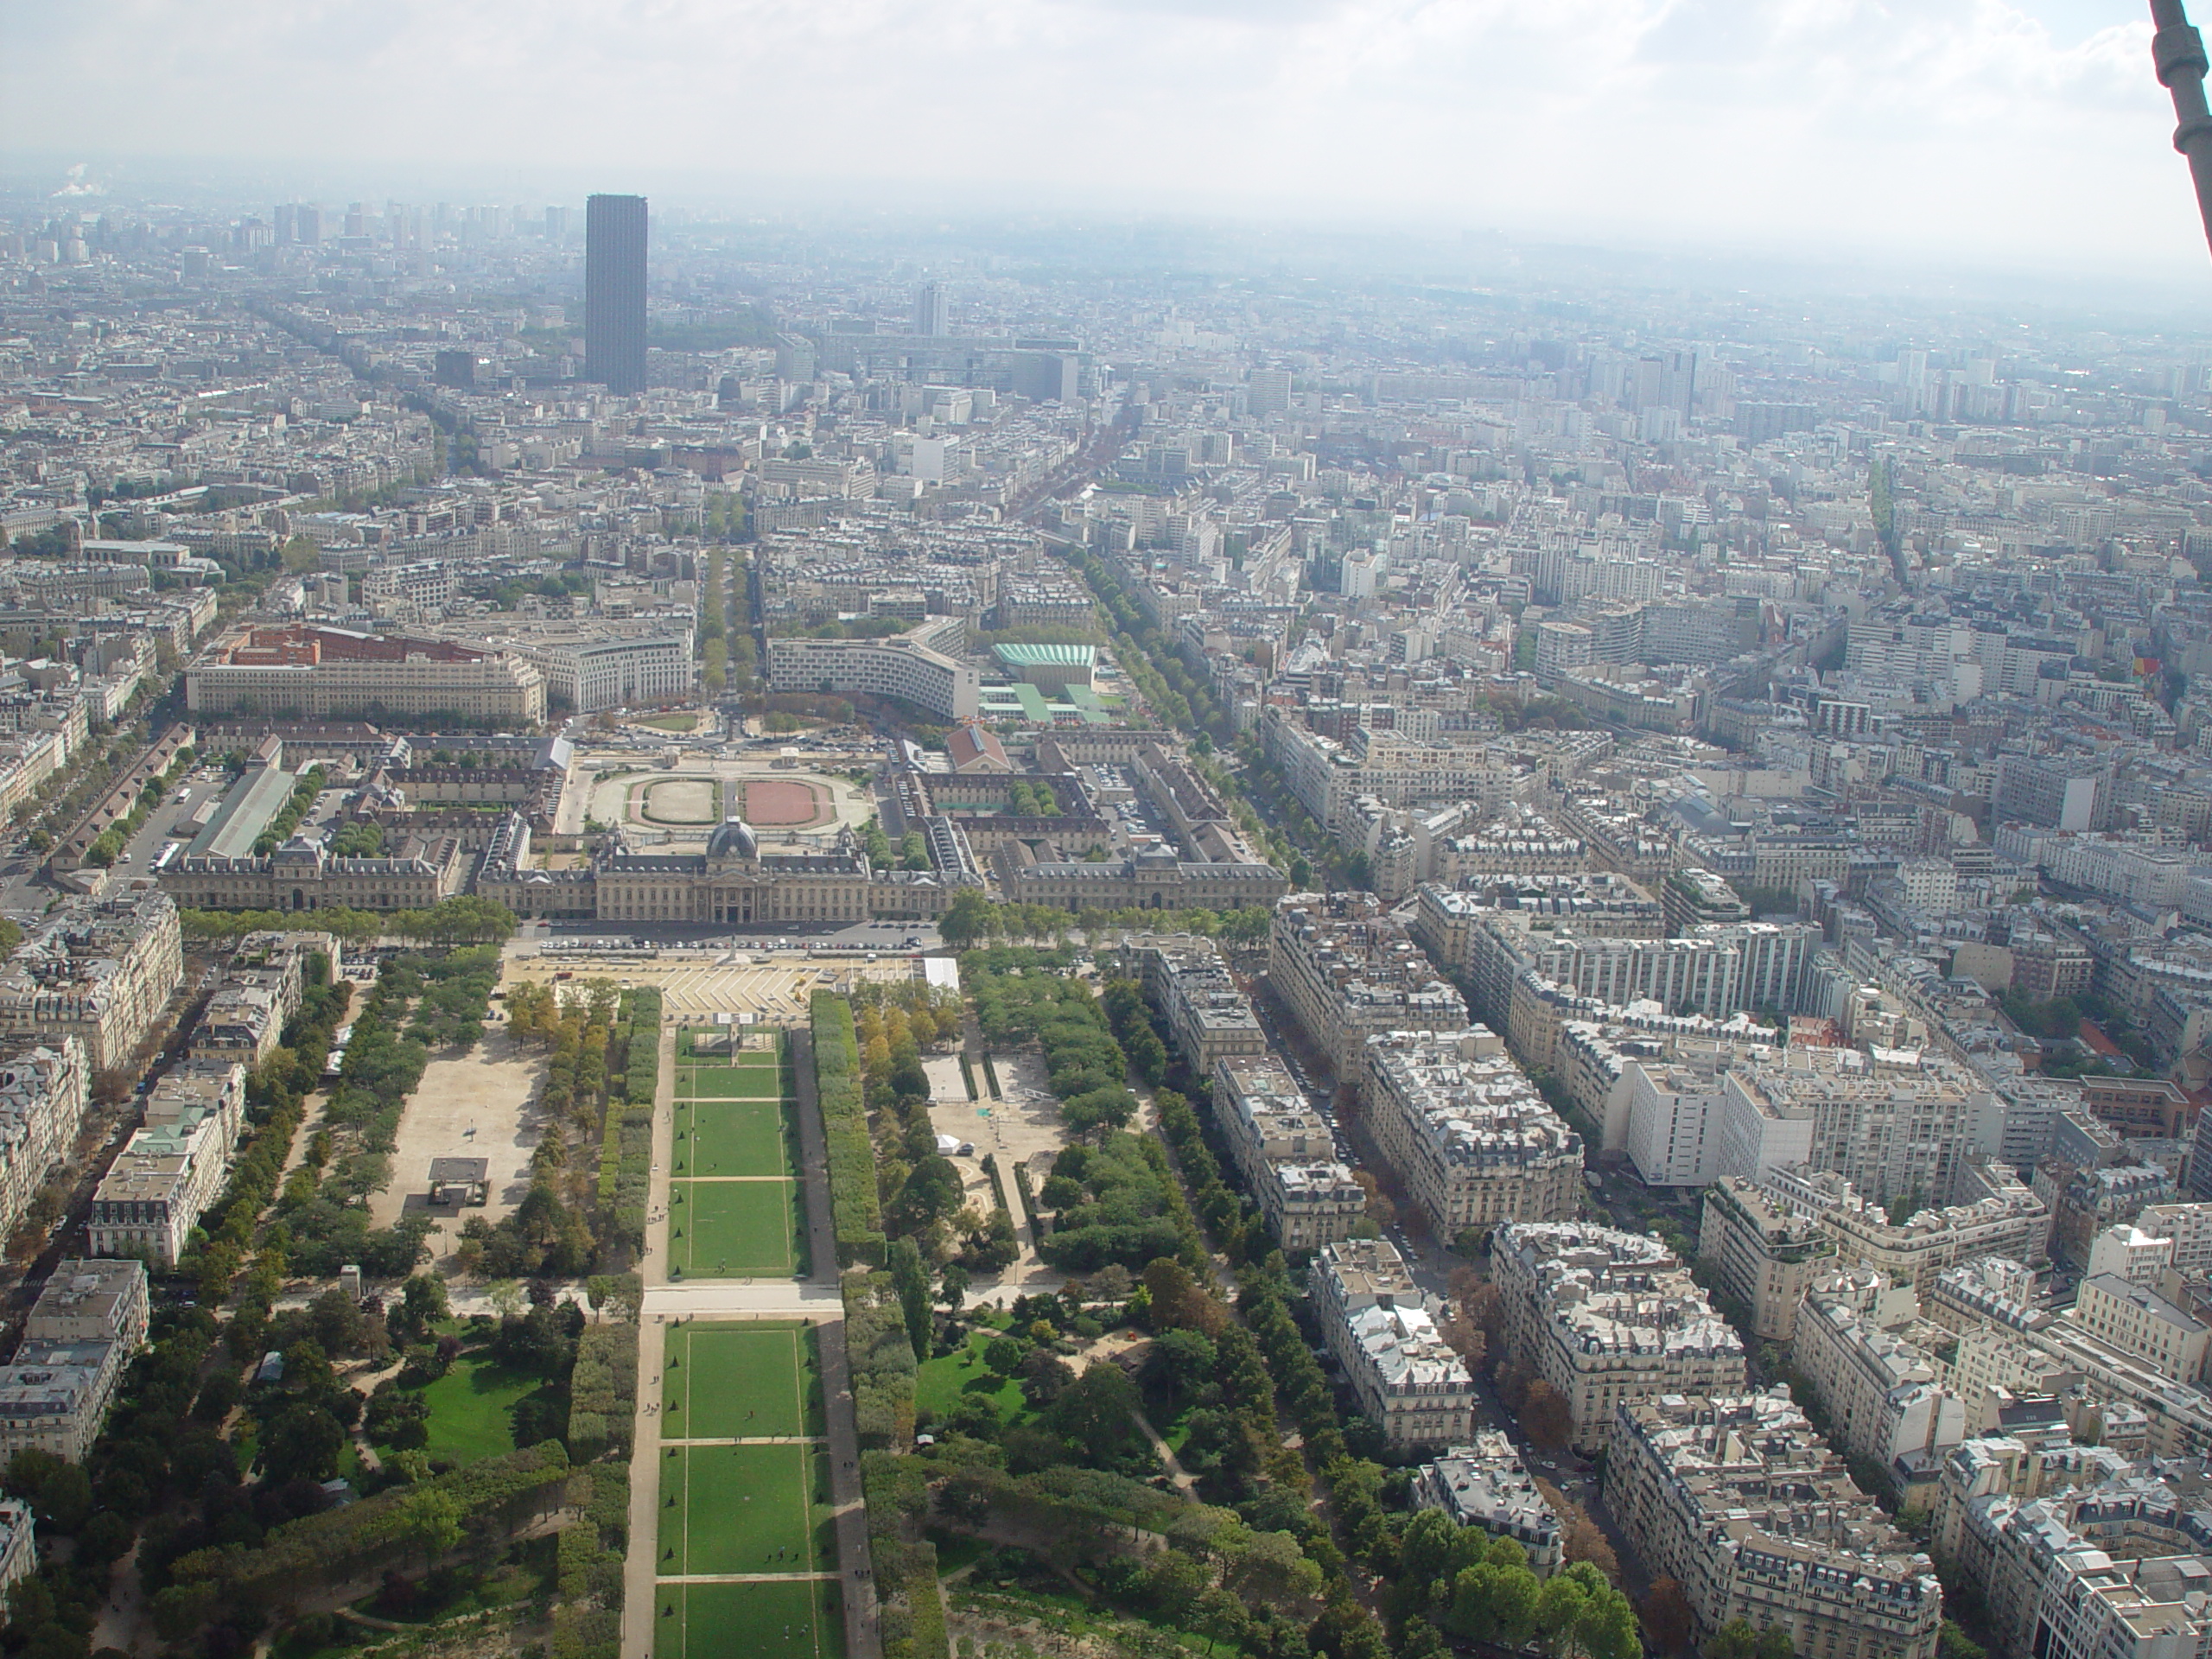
[
  {"x1": 190, "y1": 766, "x2": 300, "y2": 860},
  {"x1": 990, "y1": 643, "x2": 1096, "y2": 670}
]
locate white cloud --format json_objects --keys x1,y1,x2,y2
[{"x1": 0, "y1": 0, "x2": 2201, "y2": 275}]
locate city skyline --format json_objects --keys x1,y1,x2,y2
[{"x1": 3, "y1": 0, "x2": 2208, "y2": 284}]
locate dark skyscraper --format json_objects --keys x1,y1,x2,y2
[
  {"x1": 584, "y1": 194, "x2": 647, "y2": 394},
  {"x1": 912, "y1": 280, "x2": 949, "y2": 336}
]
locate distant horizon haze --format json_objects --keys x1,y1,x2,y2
[{"x1": 3, "y1": 0, "x2": 2208, "y2": 289}]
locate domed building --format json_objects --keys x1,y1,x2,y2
[{"x1": 588, "y1": 816, "x2": 875, "y2": 926}]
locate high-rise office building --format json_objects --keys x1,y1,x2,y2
[
  {"x1": 1249, "y1": 367, "x2": 1293, "y2": 416},
  {"x1": 585, "y1": 194, "x2": 649, "y2": 395},
  {"x1": 912, "y1": 280, "x2": 949, "y2": 337}
]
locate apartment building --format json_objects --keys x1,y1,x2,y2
[
  {"x1": 1310, "y1": 1238, "x2": 1478, "y2": 1448},
  {"x1": 2099, "y1": 1202, "x2": 2212, "y2": 1281},
  {"x1": 1759, "y1": 1167, "x2": 2050, "y2": 1297},
  {"x1": 1466, "y1": 908, "x2": 1815, "y2": 1036},
  {"x1": 1262, "y1": 708, "x2": 1516, "y2": 832},
  {"x1": 227, "y1": 929, "x2": 335, "y2": 1018},
  {"x1": 1719, "y1": 1046, "x2": 1996, "y2": 1211},
  {"x1": 505, "y1": 631, "x2": 694, "y2": 713},
  {"x1": 1362, "y1": 1026, "x2": 1581, "y2": 1244},
  {"x1": 1697, "y1": 1176, "x2": 1836, "y2": 1342},
  {"x1": 359, "y1": 557, "x2": 457, "y2": 615},
  {"x1": 1491, "y1": 1222, "x2": 1746, "y2": 1454},
  {"x1": 27, "y1": 1259, "x2": 149, "y2": 1351},
  {"x1": 0, "y1": 1259, "x2": 149, "y2": 1464},
  {"x1": 1791, "y1": 1270, "x2": 1967, "y2": 1485},
  {"x1": 1929, "y1": 1414, "x2": 2127, "y2": 1618},
  {"x1": 1268, "y1": 892, "x2": 1468, "y2": 1086},
  {"x1": 1411, "y1": 874, "x2": 1663, "y2": 977},
  {"x1": 0, "y1": 1502, "x2": 32, "y2": 1599},
  {"x1": 1411, "y1": 1430, "x2": 1564, "y2": 1574},
  {"x1": 188, "y1": 981, "x2": 284, "y2": 1067},
  {"x1": 0, "y1": 889, "x2": 182, "y2": 1077},
  {"x1": 2069, "y1": 1274, "x2": 2211, "y2": 1385},
  {"x1": 87, "y1": 1060, "x2": 247, "y2": 1266},
  {"x1": 187, "y1": 625, "x2": 547, "y2": 724},
  {"x1": 1608, "y1": 1390, "x2": 1942, "y2": 1659},
  {"x1": 1119, "y1": 935, "x2": 1268, "y2": 1075},
  {"x1": 1941, "y1": 1286, "x2": 2212, "y2": 1461},
  {"x1": 1213, "y1": 1056, "x2": 1367, "y2": 1251},
  {"x1": 1953, "y1": 1462, "x2": 2212, "y2": 1659},
  {"x1": 0, "y1": 1040, "x2": 86, "y2": 1254}
]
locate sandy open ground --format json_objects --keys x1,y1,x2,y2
[
  {"x1": 501, "y1": 947, "x2": 918, "y2": 1023},
  {"x1": 637, "y1": 776, "x2": 721, "y2": 825},
  {"x1": 735, "y1": 777, "x2": 830, "y2": 827},
  {"x1": 925, "y1": 1044, "x2": 1068, "y2": 1305},
  {"x1": 372, "y1": 1017, "x2": 548, "y2": 1249}
]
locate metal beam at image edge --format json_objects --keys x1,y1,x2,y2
[{"x1": 2153, "y1": 0, "x2": 2212, "y2": 258}]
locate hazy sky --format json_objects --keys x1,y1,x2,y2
[{"x1": 3, "y1": 0, "x2": 2205, "y2": 279}]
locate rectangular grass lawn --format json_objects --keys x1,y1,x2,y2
[
  {"x1": 657, "y1": 1579, "x2": 843, "y2": 1659},
  {"x1": 670, "y1": 1179, "x2": 800, "y2": 1278},
  {"x1": 674, "y1": 1098, "x2": 791, "y2": 1177},
  {"x1": 657, "y1": 1443, "x2": 828, "y2": 1573},
  {"x1": 667, "y1": 1321, "x2": 823, "y2": 1440},
  {"x1": 682, "y1": 1064, "x2": 784, "y2": 1099}
]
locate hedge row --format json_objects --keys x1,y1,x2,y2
[
  {"x1": 567, "y1": 1318, "x2": 639, "y2": 1462},
  {"x1": 1012, "y1": 1162, "x2": 1043, "y2": 1239},
  {"x1": 553, "y1": 1459, "x2": 626, "y2": 1659},
  {"x1": 862, "y1": 1451, "x2": 948, "y2": 1659},
  {"x1": 602, "y1": 988, "x2": 660, "y2": 1243},
  {"x1": 811, "y1": 992, "x2": 884, "y2": 1266},
  {"x1": 624, "y1": 988, "x2": 663, "y2": 1103},
  {"x1": 174, "y1": 1441, "x2": 571, "y2": 1607},
  {"x1": 845, "y1": 1271, "x2": 918, "y2": 1448},
  {"x1": 588, "y1": 1461, "x2": 630, "y2": 1541}
]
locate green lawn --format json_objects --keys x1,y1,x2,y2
[
  {"x1": 674, "y1": 1098, "x2": 793, "y2": 1176},
  {"x1": 667, "y1": 1321, "x2": 823, "y2": 1439},
  {"x1": 913, "y1": 1328, "x2": 1028, "y2": 1426},
  {"x1": 406, "y1": 1352, "x2": 547, "y2": 1463},
  {"x1": 657, "y1": 1579, "x2": 843, "y2": 1659},
  {"x1": 668, "y1": 1179, "x2": 802, "y2": 1279},
  {"x1": 680, "y1": 1064, "x2": 783, "y2": 1099},
  {"x1": 636, "y1": 713, "x2": 701, "y2": 732},
  {"x1": 657, "y1": 1443, "x2": 831, "y2": 1573}
]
